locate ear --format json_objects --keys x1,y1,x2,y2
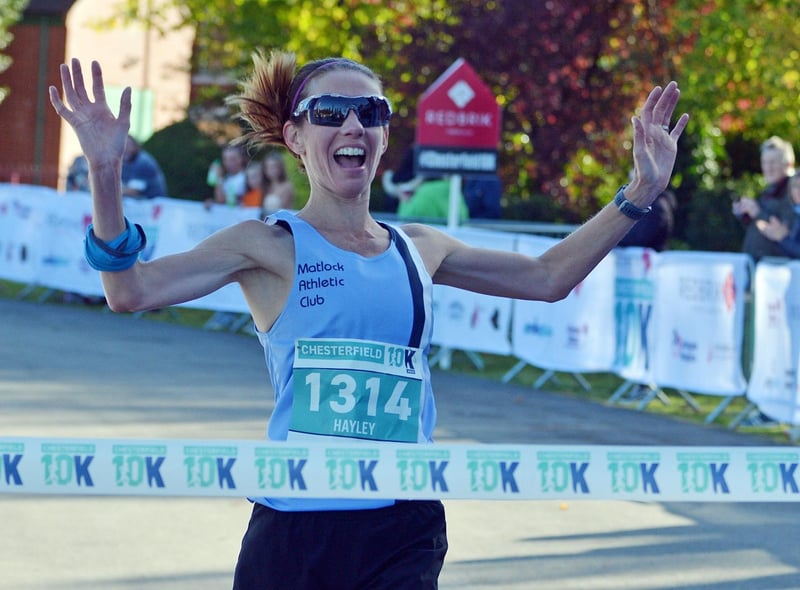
[
  {"x1": 381, "y1": 126, "x2": 389, "y2": 155},
  {"x1": 283, "y1": 120, "x2": 305, "y2": 156}
]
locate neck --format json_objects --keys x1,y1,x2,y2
[
  {"x1": 298, "y1": 193, "x2": 388, "y2": 256},
  {"x1": 300, "y1": 189, "x2": 376, "y2": 230}
]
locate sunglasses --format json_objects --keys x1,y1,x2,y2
[{"x1": 292, "y1": 94, "x2": 392, "y2": 128}]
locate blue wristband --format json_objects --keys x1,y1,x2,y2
[{"x1": 84, "y1": 218, "x2": 147, "y2": 271}]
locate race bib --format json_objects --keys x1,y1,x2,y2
[{"x1": 290, "y1": 338, "x2": 424, "y2": 442}]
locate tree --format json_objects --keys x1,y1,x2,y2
[
  {"x1": 102, "y1": 0, "x2": 450, "y2": 105},
  {"x1": 370, "y1": 0, "x2": 683, "y2": 220},
  {"x1": 0, "y1": 0, "x2": 28, "y2": 105},
  {"x1": 674, "y1": 0, "x2": 799, "y2": 149},
  {"x1": 104, "y1": 0, "x2": 798, "y2": 241}
]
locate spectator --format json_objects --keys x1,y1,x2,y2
[
  {"x1": 755, "y1": 171, "x2": 800, "y2": 258},
  {"x1": 396, "y1": 176, "x2": 469, "y2": 222},
  {"x1": 121, "y1": 135, "x2": 168, "y2": 199},
  {"x1": 381, "y1": 146, "x2": 421, "y2": 211},
  {"x1": 261, "y1": 152, "x2": 295, "y2": 213},
  {"x1": 208, "y1": 144, "x2": 248, "y2": 206},
  {"x1": 463, "y1": 174, "x2": 502, "y2": 219},
  {"x1": 732, "y1": 136, "x2": 795, "y2": 261},
  {"x1": 241, "y1": 161, "x2": 267, "y2": 209},
  {"x1": 66, "y1": 154, "x2": 90, "y2": 192}
]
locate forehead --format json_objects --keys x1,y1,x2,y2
[
  {"x1": 761, "y1": 148, "x2": 786, "y2": 164},
  {"x1": 305, "y1": 70, "x2": 383, "y2": 97}
]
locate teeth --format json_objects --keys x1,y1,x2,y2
[{"x1": 335, "y1": 147, "x2": 365, "y2": 156}]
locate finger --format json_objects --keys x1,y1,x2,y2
[
  {"x1": 639, "y1": 86, "x2": 663, "y2": 127},
  {"x1": 652, "y1": 82, "x2": 680, "y2": 128},
  {"x1": 59, "y1": 62, "x2": 79, "y2": 109},
  {"x1": 48, "y1": 85, "x2": 68, "y2": 117},
  {"x1": 118, "y1": 86, "x2": 132, "y2": 129},
  {"x1": 669, "y1": 112, "x2": 690, "y2": 140},
  {"x1": 71, "y1": 58, "x2": 91, "y2": 104},
  {"x1": 631, "y1": 115, "x2": 644, "y2": 147},
  {"x1": 90, "y1": 61, "x2": 106, "y2": 105}
]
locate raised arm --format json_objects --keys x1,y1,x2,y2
[
  {"x1": 48, "y1": 59, "x2": 268, "y2": 312},
  {"x1": 412, "y1": 82, "x2": 689, "y2": 301}
]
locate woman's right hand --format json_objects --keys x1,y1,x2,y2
[{"x1": 49, "y1": 59, "x2": 131, "y2": 170}]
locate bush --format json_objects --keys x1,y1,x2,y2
[{"x1": 143, "y1": 120, "x2": 221, "y2": 202}]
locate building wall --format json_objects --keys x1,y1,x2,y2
[
  {"x1": 0, "y1": 2, "x2": 193, "y2": 189},
  {"x1": 58, "y1": 0, "x2": 194, "y2": 190},
  {"x1": 0, "y1": 16, "x2": 69, "y2": 187}
]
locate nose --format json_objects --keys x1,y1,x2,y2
[{"x1": 339, "y1": 109, "x2": 365, "y2": 134}]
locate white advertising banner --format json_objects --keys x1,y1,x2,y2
[
  {"x1": 35, "y1": 191, "x2": 102, "y2": 296},
  {"x1": 746, "y1": 261, "x2": 800, "y2": 425},
  {"x1": 650, "y1": 251, "x2": 749, "y2": 396},
  {"x1": 0, "y1": 184, "x2": 54, "y2": 286},
  {"x1": 511, "y1": 235, "x2": 616, "y2": 373},
  {"x1": 148, "y1": 199, "x2": 258, "y2": 313},
  {"x1": 613, "y1": 247, "x2": 659, "y2": 383},
  {"x1": 431, "y1": 227, "x2": 515, "y2": 355}
]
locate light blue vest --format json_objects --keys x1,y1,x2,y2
[{"x1": 254, "y1": 210, "x2": 436, "y2": 511}]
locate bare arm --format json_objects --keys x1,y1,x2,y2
[
  {"x1": 407, "y1": 82, "x2": 689, "y2": 302},
  {"x1": 49, "y1": 59, "x2": 288, "y2": 314}
]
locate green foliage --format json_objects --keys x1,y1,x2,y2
[
  {"x1": 673, "y1": 0, "x2": 800, "y2": 146},
  {"x1": 105, "y1": 0, "x2": 800, "y2": 254},
  {"x1": 374, "y1": 0, "x2": 682, "y2": 214},
  {"x1": 684, "y1": 185, "x2": 746, "y2": 252},
  {"x1": 142, "y1": 119, "x2": 221, "y2": 201},
  {"x1": 0, "y1": 0, "x2": 27, "y2": 104}
]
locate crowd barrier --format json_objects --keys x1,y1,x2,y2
[
  {"x1": 2, "y1": 437, "x2": 799, "y2": 501},
  {"x1": 2, "y1": 183, "x2": 799, "y2": 435}
]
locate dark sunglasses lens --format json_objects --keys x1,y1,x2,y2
[
  {"x1": 355, "y1": 99, "x2": 387, "y2": 127},
  {"x1": 310, "y1": 96, "x2": 388, "y2": 127},
  {"x1": 310, "y1": 99, "x2": 347, "y2": 126}
]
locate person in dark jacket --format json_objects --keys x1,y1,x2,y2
[
  {"x1": 755, "y1": 171, "x2": 800, "y2": 258},
  {"x1": 732, "y1": 136, "x2": 795, "y2": 261}
]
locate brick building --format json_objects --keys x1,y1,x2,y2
[
  {"x1": 0, "y1": 0, "x2": 192, "y2": 189},
  {"x1": 0, "y1": 0, "x2": 74, "y2": 187}
]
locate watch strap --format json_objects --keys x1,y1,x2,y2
[{"x1": 613, "y1": 185, "x2": 652, "y2": 220}]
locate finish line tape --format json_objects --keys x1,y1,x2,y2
[{"x1": 1, "y1": 437, "x2": 798, "y2": 502}]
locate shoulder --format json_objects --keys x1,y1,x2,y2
[
  {"x1": 399, "y1": 222, "x2": 445, "y2": 240},
  {"x1": 398, "y1": 223, "x2": 466, "y2": 276},
  {"x1": 211, "y1": 218, "x2": 293, "y2": 256},
  {"x1": 219, "y1": 218, "x2": 294, "y2": 280}
]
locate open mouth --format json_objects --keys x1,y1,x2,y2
[{"x1": 334, "y1": 147, "x2": 366, "y2": 169}]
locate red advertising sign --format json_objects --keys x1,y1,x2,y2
[{"x1": 415, "y1": 58, "x2": 501, "y2": 175}]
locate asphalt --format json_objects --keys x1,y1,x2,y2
[{"x1": 1, "y1": 297, "x2": 799, "y2": 590}]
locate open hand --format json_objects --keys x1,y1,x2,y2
[
  {"x1": 629, "y1": 82, "x2": 689, "y2": 201},
  {"x1": 49, "y1": 59, "x2": 131, "y2": 169}
]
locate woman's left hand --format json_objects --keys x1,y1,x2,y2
[{"x1": 629, "y1": 82, "x2": 690, "y2": 202}]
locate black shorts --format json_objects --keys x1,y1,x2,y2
[{"x1": 232, "y1": 500, "x2": 448, "y2": 590}]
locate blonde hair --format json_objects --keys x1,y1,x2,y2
[
  {"x1": 228, "y1": 49, "x2": 383, "y2": 156},
  {"x1": 761, "y1": 136, "x2": 796, "y2": 168}
]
